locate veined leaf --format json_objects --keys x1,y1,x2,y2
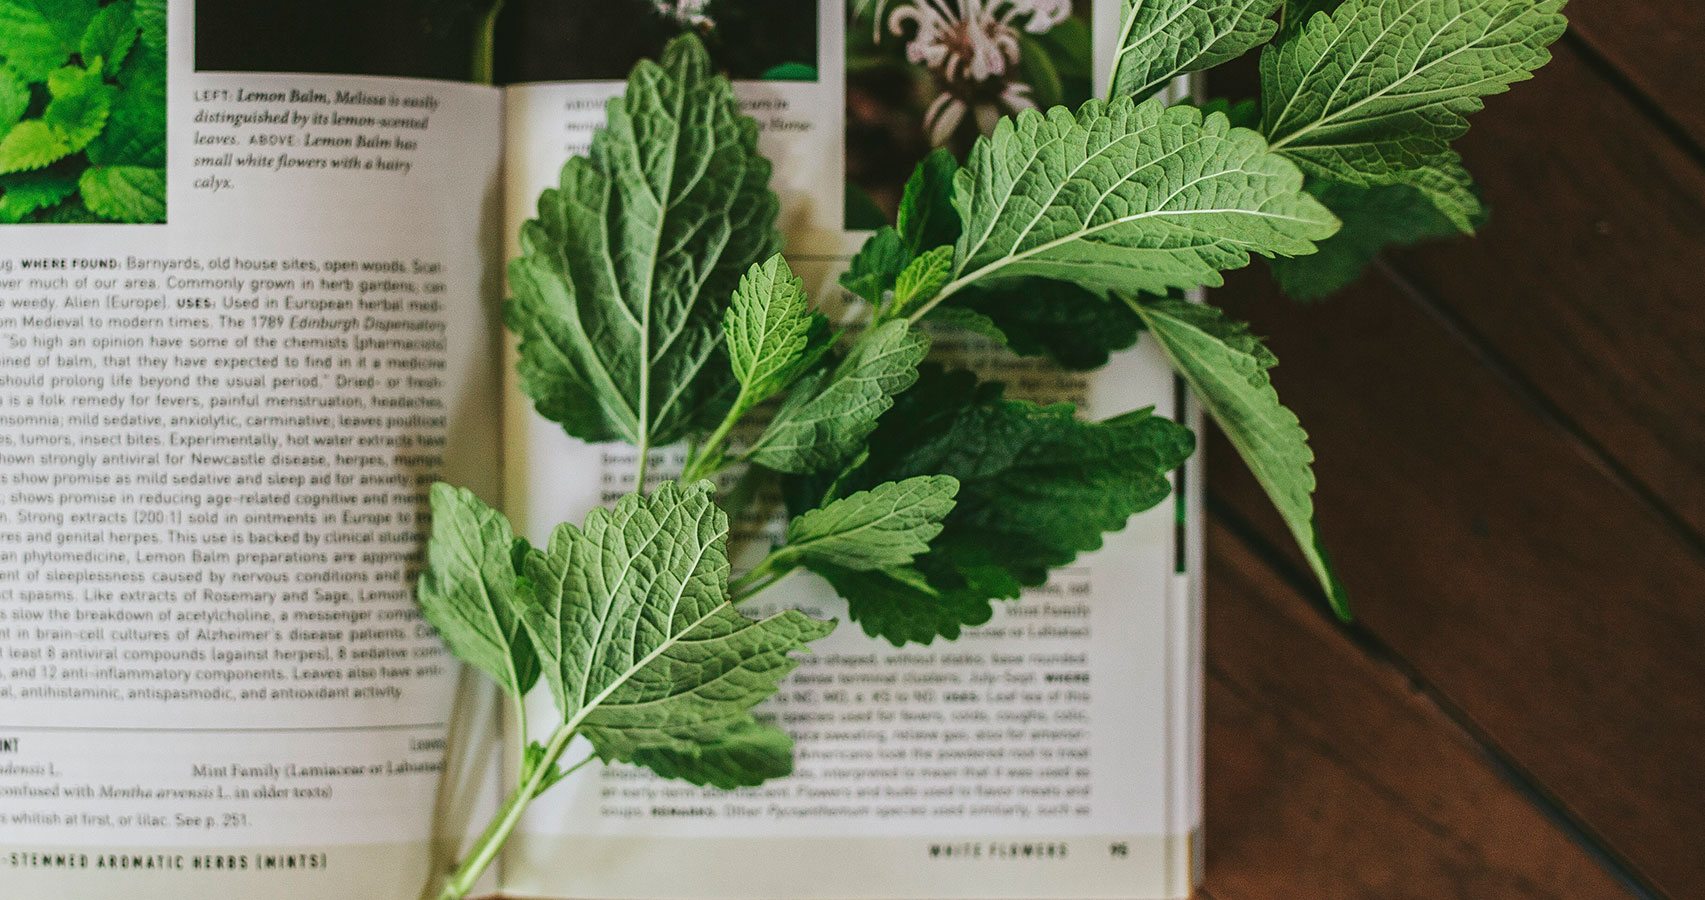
[
  {"x1": 626, "y1": 718, "x2": 796, "y2": 789},
  {"x1": 724, "y1": 254, "x2": 827, "y2": 416},
  {"x1": 44, "y1": 62, "x2": 113, "y2": 152},
  {"x1": 746, "y1": 319, "x2": 928, "y2": 475},
  {"x1": 417, "y1": 484, "x2": 540, "y2": 699},
  {"x1": 1261, "y1": 0, "x2": 1566, "y2": 212},
  {"x1": 1130, "y1": 298, "x2": 1348, "y2": 618},
  {"x1": 840, "y1": 225, "x2": 910, "y2": 305},
  {"x1": 0, "y1": 0, "x2": 99, "y2": 82},
  {"x1": 509, "y1": 35, "x2": 779, "y2": 448},
  {"x1": 783, "y1": 475, "x2": 959, "y2": 571},
  {"x1": 79, "y1": 164, "x2": 162, "y2": 223},
  {"x1": 0, "y1": 170, "x2": 74, "y2": 223},
  {"x1": 517, "y1": 481, "x2": 834, "y2": 762},
  {"x1": 80, "y1": 1, "x2": 136, "y2": 72},
  {"x1": 800, "y1": 367, "x2": 1195, "y2": 644},
  {"x1": 1111, "y1": 0, "x2": 1284, "y2": 101},
  {"x1": 0, "y1": 68, "x2": 28, "y2": 131},
  {"x1": 952, "y1": 97, "x2": 1337, "y2": 299},
  {"x1": 897, "y1": 148, "x2": 961, "y2": 252},
  {"x1": 0, "y1": 121, "x2": 70, "y2": 174},
  {"x1": 1273, "y1": 176, "x2": 1477, "y2": 300},
  {"x1": 890, "y1": 246, "x2": 953, "y2": 318},
  {"x1": 88, "y1": 46, "x2": 164, "y2": 167}
]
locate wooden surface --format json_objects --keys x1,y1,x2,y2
[{"x1": 1201, "y1": 6, "x2": 1704, "y2": 898}]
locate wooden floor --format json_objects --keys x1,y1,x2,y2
[{"x1": 1200, "y1": 4, "x2": 1705, "y2": 898}]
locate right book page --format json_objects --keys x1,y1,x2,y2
[{"x1": 496, "y1": 2, "x2": 1201, "y2": 897}]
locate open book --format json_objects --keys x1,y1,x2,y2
[{"x1": 0, "y1": 1, "x2": 1201, "y2": 897}]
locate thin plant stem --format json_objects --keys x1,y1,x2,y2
[
  {"x1": 470, "y1": 0, "x2": 505, "y2": 85},
  {"x1": 434, "y1": 725, "x2": 576, "y2": 900}
]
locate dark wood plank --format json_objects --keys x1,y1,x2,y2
[
  {"x1": 1391, "y1": 43, "x2": 1705, "y2": 540},
  {"x1": 1563, "y1": 0, "x2": 1705, "y2": 150},
  {"x1": 1206, "y1": 265, "x2": 1705, "y2": 897},
  {"x1": 1202, "y1": 519, "x2": 1629, "y2": 900}
]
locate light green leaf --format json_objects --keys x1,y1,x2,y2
[
  {"x1": 1111, "y1": 0, "x2": 1284, "y2": 101},
  {"x1": 79, "y1": 164, "x2": 162, "y2": 222},
  {"x1": 0, "y1": 171, "x2": 75, "y2": 222},
  {"x1": 746, "y1": 319, "x2": 928, "y2": 475},
  {"x1": 1273, "y1": 176, "x2": 1478, "y2": 300},
  {"x1": 1130, "y1": 298, "x2": 1348, "y2": 618},
  {"x1": 724, "y1": 253, "x2": 828, "y2": 416},
  {"x1": 509, "y1": 35, "x2": 779, "y2": 448},
  {"x1": 417, "y1": 483, "x2": 541, "y2": 699},
  {"x1": 80, "y1": 1, "x2": 136, "y2": 72},
  {"x1": 1261, "y1": 0, "x2": 1566, "y2": 206},
  {"x1": 518, "y1": 481, "x2": 834, "y2": 762},
  {"x1": 840, "y1": 225, "x2": 910, "y2": 305},
  {"x1": 0, "y1": 0, "x2": 99, "y2": 81},
  {"x1": 783, "y1": 475, "x2": 959, "y2": 571},
  {"x1": 952, "y1": 98, "x2": 1337, "y2": 299},
  {"x1": 889, "y1": 245, "x2": 953, "y2": 319},
  {"x1": 797, "y1": 366, "x2": 1195, "y2": 644},
  {"x1": 0, "y1": 67, "x2": 28, "y2": 131},
  {"x1": 0, "y1": 121, "x2": 70, "y2": 174},
  {"x1": 44, "y1": 62, "x2": 113, "y2": 152},
  {"x1": 626, "y1": 718, "x2": 796, "y2": 789}
]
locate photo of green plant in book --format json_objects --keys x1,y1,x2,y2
[
  {"x1": 419, "y1": 1, "x2": 1568, "y2": 895},
  {"x1": 846, "y1": 0, "x2": 1094, "y2": 228},
  {"x1": 0, "y1": 0, "x2": 166, "y2": 224}
]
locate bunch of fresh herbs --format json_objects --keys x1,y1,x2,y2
[{"x1": 422, "y1": 1, "x2": 1566, "y2": 895}]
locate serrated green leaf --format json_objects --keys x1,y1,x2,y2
[
  {"x1": 0, "y1": 121, "x2": 71, "y2": 174},
  {"x1": 746, "y1": 319, "x2": 928, "y2": 475},
  {"x1": 952, "y1": 97, "x2": 1337, "y2": 299},
  {"x1": 0, "y1": 170, "x2": 75, "y2": 222},
  {"x1": 783, "y1": 475, "x2": 959, "y2": 571},
  {"x1": 78, "y1": 164, "x2": 161, "y2": 222},
  {"x1": 889, "y1": 245, "x2": 953, "y2": 319},
  {"x1": 1278, "y1": 0, "x2": 1343, "y2": 37},
  {"x1": 1130, "y1": 298, "x2": 1347, "y2": 618},
  {"x1": 80, "y1": 1, "x2": 135, "y2": 72},
  {"x1": 1262, "y1": 0, "x2": 1566, "y2": 209},
  {"x1": 1111, "y1": 0, "x2": 1283, "y2": 101},
  {"x1": 131, "y1": 0, "x2": 162, "y2": 53},
  {"x1": 44, "y1": 62, "x2": 112, "y2": 152},
  {"x1": 724, "y1": 254, "x2": 827, "y2": 415},
  {"x1": 517, "y1": 480, "x2": 834, "y2": 764},
  {"x1": 897, "y1": 148, "x2": 961, "y2": 252},
  {"x1": 0, "y1": 67, "x2": 28, "y2": 131},
  {"x1": 87, "y1": 50, "x2": 163, "y2": 167},
  {"x1": 0, "y1": 0, "x2": 99, "y2": 82},
  {"x1": 626, "y1": 718, "x2": 796, "y2": 789},
  {"x1": 840, "y1": 225, "x2": 910, "y2": 305},
  {"x1": 941, "y1": 279, "x2": 1145, "y2": 371},
  {"x1": 418, "y1": 483, "x2": 541, "y2": 700},
  {"x1": 508, "y1": 35, "x2": 779, "y2": 448},
  {"x1": 803, "y1": 366, "x2": 1195, "y2": 644},
  {"x1": 1273, "y1": 177, "x2": 1476, "y2": 300}
]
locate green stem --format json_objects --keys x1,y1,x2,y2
[
  {"x1": 434, "y1": 724, "x2": 575, "y2": 900},
  {"x1": 634, "y1": 436, "x2": 651, "y2": 491},
  {"x1": 728, "y1": 551, "x2": 795, "y2": 600},
  {"x1": 682, "y1": 404, "x2": 745, "y2": 483},
  {"x1": 470, "y1": 0, "x2": 505, "y2": 86}
]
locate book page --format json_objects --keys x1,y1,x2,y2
[
  {"x1": 497, "y1": 2, "x2": 1201, "y2": 897},
  {"x1": 0, "y1": 3, "x2": 506, "y2": 898}
]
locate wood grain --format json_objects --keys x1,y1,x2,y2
[
  {"x1": 1563, "y1": 0, "x2": 1705, "y2": 150},
  {"x1": 1205, "y1": 260, "x2": 1705, "y2": 897},
  {"x1": 1201, "y1": 520, "x2": 1629, "y2": 899}
]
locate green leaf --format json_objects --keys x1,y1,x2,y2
[
  {"x1": 44, "y1": 61, "x2": 112, "y2": 151},
  {"x1": 0, "y1": 121, "x2": 71, "y2": 174},
  {"x1": 942, "y1": 279, "x2": 1145, "y2": 371},
  {"x1": 840, "y1": 226, "x2": 910, "y2": 305},
  {"x1": 80, "y1": 1, "x2": 136, "y2": 71},
  {"x1": 724, "y1": 254, "x2": 828, "y2": 415},
  {"x1": 746, "y1": 319, "x2": 928, "y2": 475},
  {"x1": 417, "y1": 483, "x2": 541, "y2": 699},
  {"x1": 897, "y1": 148, "x2": 961, "y2": 252},
  {"x1": 1261, "y1": 0, "x2": 1566, "y2": 211},
  {"x1": 0, "y1": 67, "x2": 28, "y2": 131},
  {"x1": 1130, "y1": 298, "x2": 1348, "y2": 618},
  {"x1": 0, "y1": 0, "x2": 99, "y2": 81},
  {"x1": 0, "y1": 170, "x2": 75, "y2": 222},
  {"x1": 806, "y1": 367, "x2": 1195, "y2": 644},
  {"x1": 889, "y1": 245, "x2": 953, "y2": 319},
  {"x1": 87, "y1": 49, "x2": 164, "y2": 167},
  {"x1": 131, "y1": 0, "x2": 162, "y2": 53},
  {"x1": 626, "y1": 718, "x2": 796, "y2": 789},
  {"x1": 783, "y1": 475, "x2": 959, "y2": 571},
  {"x1": 517, "y1": 480, "x2": 834, "y2": 764},
  {"x1": 1111, "y1": 0, "x2": 1284, "y2": 101},
  {"x1": 952, "y1": 98, "x2": 1337, "y2": 298},
  {"x1": 1200, "y1": 96, "x2": 1261, "y2": 130},
  {"x1": 78, "y1": 164, "x2": 162, "y2": 222},
  {"x1": 1272, "y1": 177, "x2": 1476, "y2": 300},
  {"x1": 508, "y1": 35, "x2": 779, "y2": 448}
]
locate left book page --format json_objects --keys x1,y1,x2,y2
[{"x1": 0, "y1": 2, "x2": 505, "y2": 898}]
